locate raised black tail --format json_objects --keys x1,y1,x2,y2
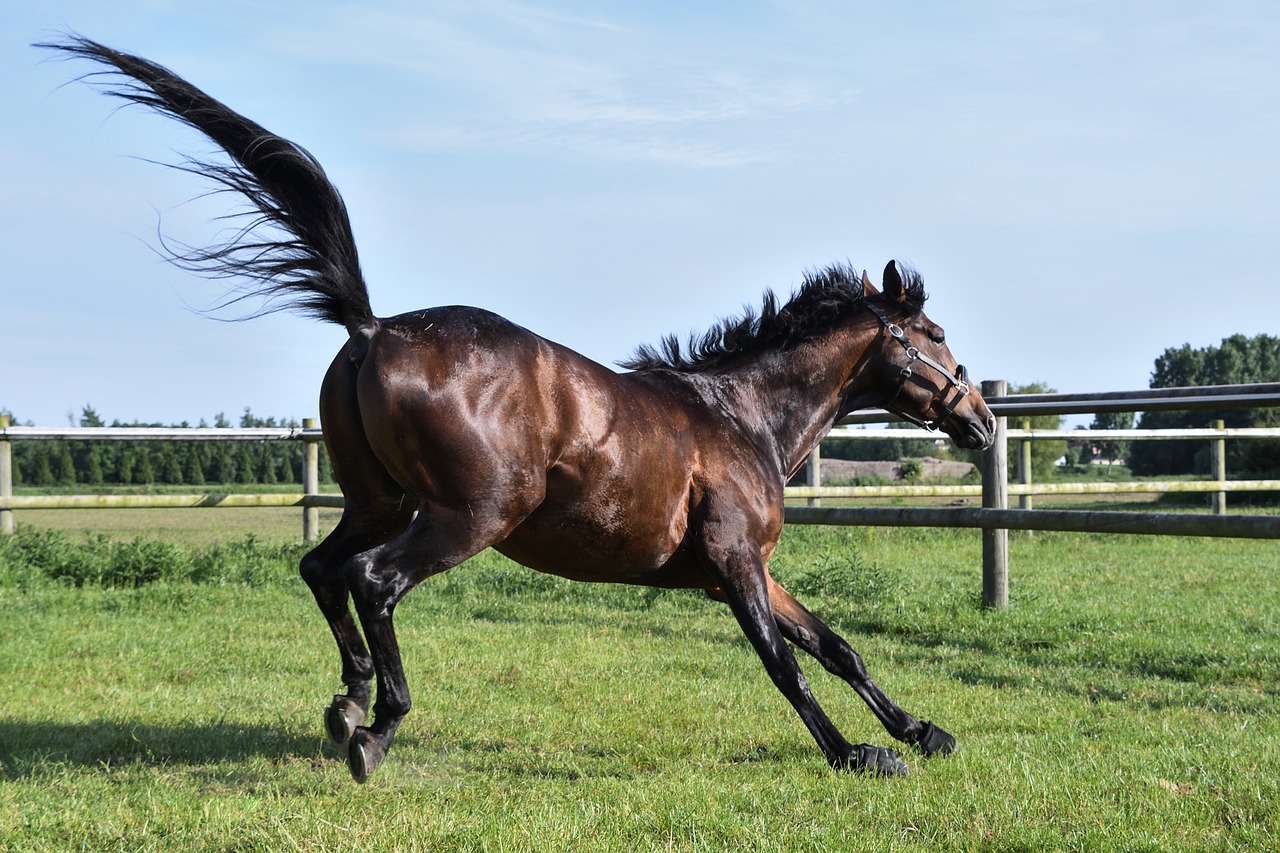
[{"x1": 39, "y1": 35, "x2": 376, "y2": 337}]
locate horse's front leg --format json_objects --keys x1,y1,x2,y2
[
  {"x1": 707, "y1": 545, "x2": 908, "y2": 775},
  {"x1": 767, "y1": 577, "x2": 956, "y2": 758}
]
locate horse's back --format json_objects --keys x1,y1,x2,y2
[{"x1": 325, "y1": 307, "x2": 681, "y2": 487}]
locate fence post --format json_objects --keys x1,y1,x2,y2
[
  {"x1": 1211, "y1": 419, "x2": 1226, "y2": 515},
  {"x1": 0, "y1": 415, "x2": 12, "y2": 535},
  {"x1": 981, "y1": 380, "x2": 1009, "y2": 609},
  {"x1": 806, "y1": 445, "x2": 821, "y2": 507},
  {"x1": 1017, "y1": 417, "x2": 1033, "y2": 511},
  {"x1": 303, "y1": 417, "x2": 320, "y2": 542}
]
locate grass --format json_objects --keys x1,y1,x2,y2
[{"x1": 0, "y1": 518, "x2": 1277, "y2": 850}]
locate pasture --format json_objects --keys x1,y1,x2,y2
[{"x1": 1, "y1": 513, "x2": 1277, "y2": 850}]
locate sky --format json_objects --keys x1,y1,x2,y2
[{"x1": 3, "y1": 1, "x2": 1278, "y2": 427}]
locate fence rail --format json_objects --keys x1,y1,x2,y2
[
  {"x1": 0, "y1": 426, "x2": 320, "y2": 441},
  {"x1": 835, "y1": 382, "x2": 1280, "y2": 423},
  {"x1": 785, "y1": 506, "x2": 1280, "y2": 539},
  {"x1": 3, "y1": 382, "x2": 1279, "y2": 608}
]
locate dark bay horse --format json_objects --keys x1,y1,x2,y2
[{"x1": 45, "y1": 36, "x2": 996, "y2": 782}]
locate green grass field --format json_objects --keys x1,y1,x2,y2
[{"x1": 1, "y1": 511, "x2": 1277, "y2": 851}]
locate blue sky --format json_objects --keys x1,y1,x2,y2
[{"x1": 4, "y1": 1, "x2": 1278, "y2": 426}]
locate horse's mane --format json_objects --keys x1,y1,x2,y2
[{"x1": 620, "y1": 262, "x2": 927, "y2": 372}]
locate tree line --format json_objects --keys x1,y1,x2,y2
[{"x1": 1, "y1": 407, "x2": 334, "y2": 488}]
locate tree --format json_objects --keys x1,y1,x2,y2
[
  {"x1": 259, "y1": 446, "x2": 278, "y2": 484},
  {"x1": 184, "y1": 445, "x2": 207, "y2": 485},
  {"x1": 1129, "y1": 334, "x2": 1280, "y2": 476},
  {"x1": 318, "y1": 446, "x2": 335, "y2": 484},
  {"x1": 235, "y1": 445, "x2": 257, "y2": 484},
  {"x1": 116, "y1": 449, "x2": 135, "y2": 484},
  {"x1": 82, "y1": 449, "x2": 105, "y2": 485},
  {"x1": 134, "y1": 446, "x2": 156, "y2": 485},
  {"x1": 29, "y1": 445, "x2": 55, "y2": 486},
  {"x1": 209, "y1": 446, "x2": 233, "y2": 483},
  {"x1": 161, "y1": 447, "x2": 185, "y2": 484},
  {"x1": 276, "y1": 449, "x2": 296, "y2": 483},
  {"x1": 51, "y1": 442, "x2": 76, "y2": 487}
]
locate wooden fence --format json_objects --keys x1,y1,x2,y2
[
  {"x1": 0, "y1": 417, "x2": 334, "y2": 541},
  {"x1": 784, "y1": 380, "x2": 1280, "y2": 608},
  {"x1": 3, "y1": 382, "x2": 1280, "y2": 608}
]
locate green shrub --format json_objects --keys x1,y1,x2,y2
[{"x1": 0, "y1": 527, "x2": 301, "y2": 588}]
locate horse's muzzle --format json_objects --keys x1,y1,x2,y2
[{"x1": 951, "y1": 413, "x2": 997, "y2": 450}]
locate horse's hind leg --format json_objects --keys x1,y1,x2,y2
[
  {"x1": 300, "y1": 499, "x2": 413, "y2": 746},
  {"x1": 303, "y1": 351, "x2": 416, "y2": 746},
  {"x1": 767, "y1": 576, "x2": 956, "y2": 757},
  {"x1": 342, "y1": 502, "x2": 529, "y2": 783}
]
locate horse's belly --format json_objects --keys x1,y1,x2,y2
[{"x1": 494, "y1": 497, "x2": 708, "y2": 587}]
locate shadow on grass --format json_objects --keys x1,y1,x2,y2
[
  {"x1": 0, "y1": 717, "x2": 323, "y2": 779},
  {"x1": 0, "y1": 717, "x2": 674, "y2": 785}
]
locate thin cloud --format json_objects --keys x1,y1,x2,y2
[{"x1": 259, "y1": 2, "x2": 842, "y2": 166}]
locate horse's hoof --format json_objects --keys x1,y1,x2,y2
[
  {"x1": 325, "y1": 695, "x2": 366, "y2": 746},
  {"x1": 844, "y1": 744, "x2": 910, "y2": 777},
  {"x1": 347, "y1": 728, "x2": 386, "y2": 784},
  {"x1": 915, "y1": 720, "x2": 956, "y2": 757}
]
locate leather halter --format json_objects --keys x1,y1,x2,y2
[{"x1": 864, "y1": 302, "x2": 971, "y2": 431}]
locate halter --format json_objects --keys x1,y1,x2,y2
[{"x1": 863, "y1": 302, "x2": 971, "y2": 431}]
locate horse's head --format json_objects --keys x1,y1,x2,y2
[{"x1": 859, "y1": 262, "x2": 996, "y2": 450}]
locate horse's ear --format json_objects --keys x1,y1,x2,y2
[
  {"x1": 883, "y1": 260, "x2": 905, "y2": 303},
  {"x1": 861, "y1": 269, "x2": 879, "y2": 296}
]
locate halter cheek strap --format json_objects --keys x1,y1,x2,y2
[{"x1": 863, "y1": 303, "x2": 970, "y2": 431}]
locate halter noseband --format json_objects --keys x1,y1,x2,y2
[{"x1": 864, "y1": 302, "x2": 971, "y2": 431}]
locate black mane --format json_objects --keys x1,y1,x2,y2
[{"x1": 621, "y1": 262, "x2": 927, "y2": 372}]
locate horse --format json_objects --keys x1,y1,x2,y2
[{"x1": 44, "y1": 36, "x2": 996, "y2": 782}]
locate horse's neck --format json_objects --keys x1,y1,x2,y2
[{"x1": 712, "y1": 338, "x2": 878, "y2": 480}]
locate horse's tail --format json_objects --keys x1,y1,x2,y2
[{"x1": 40, "y1": 35, "x2": 376, "y2": 339}]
